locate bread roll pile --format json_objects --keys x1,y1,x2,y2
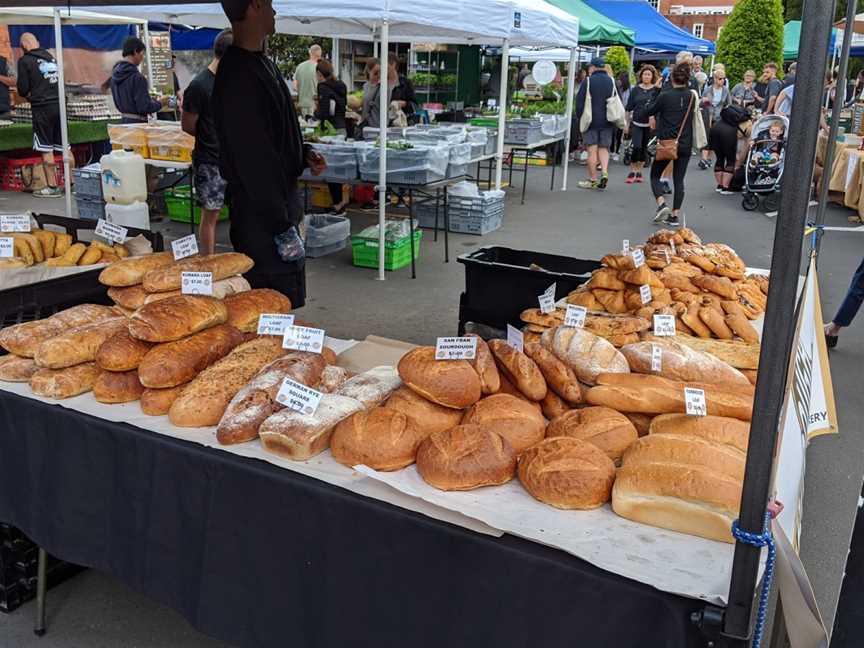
[{"x1": 0, "y1": 227, "x2": 129, "y2": 269}]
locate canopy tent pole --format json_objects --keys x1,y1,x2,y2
[
  {"x1": 495, "y1": 38, "x2": 510, "y2": 190},
  {"x1": 561, "y1": 46, "x2": 578, "y2": 191},
  {"x1": 332, "y1": 38, "x2": 340, "y2": 77},
  {"x1": 143, "y1": 22, "x2": 154, "y2": 106},
  {"x1": 53, "y1": 8, "x2": 72, "y2": 219},
  {"x1": 376, "y1": 21, "x2": 389, "y2": 281}
]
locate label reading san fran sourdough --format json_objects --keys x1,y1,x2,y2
[
  {"x1": 94, "y1": 218, "x2": 127, "y2": 244},
  {"x1": 171, "y1": 234, "x2": 199, "y2": 260},
  {"x1": 180, "y1": 271, "x2": 213, "y2": 295},
  {"x1": 506, "y1": 324, "x2": 524, "y2": 353},
  {"x1": 538, "y1": 282, "x2": 556, "y2": 314},
  {"x1": 653, "y1": 314, "x2": 676, "y2": 336},
  {"x1": 651, "y1": 344, "x2": 662, "y2": 372},
  {"x1": 684, "y1": 387, "x2": 707, "y2": 416},
  {"x1": 435, "y1": 336, "x2": 478, "y2": 360},
  {"x1": 282, "y1": 325, "x2": 325, "y2": 353},
  {"x1": 0, "y1": 238, "x2": 13, "y2": 258},
  {"x1": 257, "y1": 313, "x2": 296, "y2": 336},
  {"x1": 564, "y1": 304, "x2": 587, "y2": 328},
  {"x1": 639, "y1": 284, "x2": 652, "y2": 305},
  {"x1": 631, "y1": 248, "x2": 645, "y2": 268},
  {"x1": 275, "y1": 376, "x2": 323, "y2": 415}
]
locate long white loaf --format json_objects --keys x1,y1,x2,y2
[{"x1": 334, "y1": 366, "x2": 402, "y2": 407}]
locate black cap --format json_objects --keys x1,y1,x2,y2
[{"x1": 590, "y1": 56, "x2": 605, "y2": 68}]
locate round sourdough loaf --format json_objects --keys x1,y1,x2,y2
[
  {"x1": 416, "y1": 424, "x2": 517, "y2": 491},
  {"x1": 383, "y1": 386, "x2": 463, "y2": 436},
  {"x1": 518, "y1": 437, "x2": 616, "y2": 509},
  {"x1": 461, "y1": 393, "x2": 546, "y2": 454},
  {"x1": 331, "y1": 407, "x2": 428, "y2": 471},
  {"x1": 397, "y1": 346, "x2": 481, "y2": 409},
  {"x1": 545, "y1": 406, "x2": 638, "y2": 464}
]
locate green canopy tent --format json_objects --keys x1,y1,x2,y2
[
  {"x1": 785, "y1": 20, "x2": 837, "y2": 60},
  {"x1": 547, "y1": 0, "x2": 635, "y2": 46}
]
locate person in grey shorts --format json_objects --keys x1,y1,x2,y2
[{"x1": 575, "y1": 56, "x2": 615, "y2": 190}]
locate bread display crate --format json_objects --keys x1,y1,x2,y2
[
  {"x1": 304, "y1": 213, "x2": 350, "y2": 258},
  {"x1": 301, "y1": 143, "x2": 361, "y2": 182},
  {"x1": 72, "y1": 163, "x2": 102, "y2": 200},
  {"x1": 351, "y1": 228, "x2": 423, "y2": 271},
  {"x1": 446, "y1": 163, "x2": 469, "y2": 178},
  {"x1": 74, "y1": 196, "x2": 106, "y2": 221},
  {"x1": 358, "y1": 144, "x2": 448, "y2": 185},
  {"x1": 165, "y1": 185, "x2": 229, "y2": 225},
  {"x1": 415, "y1": 191, "x2": 505, "y2": 235},
  {"x1": 504, "y1": 119, "x2": 543, "y2": 146}
]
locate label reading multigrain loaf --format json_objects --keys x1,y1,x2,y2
[
  {"x1": 282, "y1": 325, "x2": 325, "y2": 353},
  {"x1": 506, "y1": 324, "x2": 524, "y2": 353},
  {"x1": 257, "y1": 313, "x2": 296, "y2": 336},
  {"x1": 651, "y1": 344, "x2": 662, "y2": 372},
  {"x1": 538, "y1": 282, "x2": 556, "y2": 314},
  {"x1": 275, "y1": 377, "x2": 323, "y2": 415},
  {"x1": 631, "y1": 248, "x2": 645, "y2": 268},
  {"x1": 639, "y1": 284, "x2": 652, "y2": 305},
  {"x1": 564, "y1": 304, "x2": 587, "y2": 328},
  {"x1": 653, "y1": 314, "x2": 676, "y2": 336},
  {"x1": 0, "y1": 238, "x2": 13, "y2": 258},
  {"x1": 684, "y1": 387, "x2": 707, "y2": 416},
  {"x1": 0, "y1": 214, "x2": 31, "y2": 232},
  {"x1": 171, "y1": 234, "x2": 199, "y2": 260},
  {"x1": 95, "y1": 218, "x2": 127, "y2": 244},
  {"x1": 435, "y1": 336, "x2": 478, "y2": 360},
  {"x1": 181, "y1": 271, "x2": 213, "y2": 295}
]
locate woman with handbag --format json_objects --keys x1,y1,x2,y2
[{"x1": 575, "y1": 56, "x2": 619, "y2": 190}]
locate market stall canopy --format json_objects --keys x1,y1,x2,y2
[
  {"x1": 0, "y1": 6, "x2": 145, "y2": 25},
  {"x1": 546, "y1": 0, "x2": 634, "y2": 46},
  {"x1": 508, "y1": 46, "x2": 593, "y2": 62},
  {"x1": 784, "y1": 20, "x2": 838, "y2": 60},
  {"x1": 583, "y1": 0, "x2": 714, "y2": 54}
]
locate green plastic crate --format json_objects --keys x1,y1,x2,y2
[
  {"x1": 351, "y1": 230, "x2": 422, "y2": 271},
  {"x1": 165, "y1": 185, "x2": 229, "y2": 224},
  {"x1": 469, "y1": 118, "x2": 499, "y2": 128}
]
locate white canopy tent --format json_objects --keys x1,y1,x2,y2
[
  {"x1": 0, "y1": 7, "x2": 148, "y2": 220},
  {"x1": 508, "y1": 47, "x2": 592, "y2": 63}
]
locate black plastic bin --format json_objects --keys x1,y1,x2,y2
[{"x1": 456, "y1": 246, "x2": 601, "y2": 334}]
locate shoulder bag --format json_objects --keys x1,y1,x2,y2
[
  {"x1": 607, "y1": 82, "x2": 627, "y2": 130},
  {"x1": 656, "y1": 91, "x2": 695, "y2": 161},
  {"x1": 579, "y1": 77, "x2": 593, "y2": 133}
]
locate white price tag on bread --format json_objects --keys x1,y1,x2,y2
[
  {"x1": 669, "y1": 239, "x2": 676, "y2": 256},
  {"x1": 282, "y1": 325, "x2": 325, "y2": 353},
  {"x1": 181, "y1": 271, "x2": 213, "y2": 295},
  {"x1": 506, "y1": 324, "x2": 524, "y2": 353},
  {"x1": 171, "y1": 234, "x2": 199, "y2": 260},
  {"x1": 622, "y1": 239, "x2": 630, "y2": 253},
  {"x1": 435, "y1": 336, "x2": 478, "y2": 360},
  {"x1": 95, "y1": 218, "x2": 127, "y2": 244},
  {"x1": 257, "y1": 313, "x2": 295, "y2": 336},
  {"x1": 631, "y1": 248, "x2": 645, "y2": 268},
  {"x1": 538, "y1": 282, "x2": 556, "y2": 314},
  {"x1": 639, "y1": 284, "x2": 652, "y2": 305},
  {"x1": 0, "y1": 214, "x2": 31, "y2": 232},
  {"x1": 653, "y1": 314, "x2": 676, "y2": 336},
  {"x1": 684, "y1": 387, "x2": 707, "y2": 416},
  {"x1": 0, "y1": 237, "x2": 13, "y2": 258},
  {"x1": 275, "y1": 376, "x2": 323, "y2": 415},
  {"x1": 651, "y1": 344, "x2": 662, "y2": 372},
  {"x1": 564, "y1": 304, "x2": 587, "y2": 328}
]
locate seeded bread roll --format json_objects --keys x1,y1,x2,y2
[{"x1": 416, "y1": 424, "x2": 517, "y2": 491}]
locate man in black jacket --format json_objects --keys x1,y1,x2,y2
[
  {"x1": 214, "y1": 0, "x2": 325, "y2": 307},
  {"x1": 16, "y1": 33, "x2": 62, "y2": 198},
  {"x1": 575, "y1": 56, "x2": 614, "y2": 190},
  {"x1": 110, "y1": 37, "x2": 168, "y2": 123},
  {"x1": 0, "y1": 56, "x2": 14, "y2": 119}
]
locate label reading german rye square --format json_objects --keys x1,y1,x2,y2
[
  {"x1": 257, "y1": 313, "x2": 295, "y2": 336},
  {"x1": 282, "y1": 325, "x2": 325, "y2": 353},
  {"x1": 506, "y1": 324, "x2": 524, "y2": 353},
  {"x1": 653, "y1": 314, "x2": 676, "y2": 336},
  {"x1": 538, "y1": 282, "x2": 556, "y2": 314},
  {"x1": 171, "y1": 234, "x2": 199, "y2": 260},
  {"x1": 275, "y1": 376, "x2": 323, "y2": 415},
  {"x1": 435, "y1": 336, "x2": 478, "y2": 360},
  {"x1": 180, "y1": 271, "x2": 213, "y2": 295},
  {"x1": 0, "y1": 238, "x2": 13, "y2": 258},
  {"x1": 631, "y1": 248, "x2": 645, "y2": 268},
  {"x1": 639, "y1": 284, "x2": 652, "y2": 305},
  {"x1": 564, "y1": 304, "x2": 587, "y2": 328},
  {"x1": 0, "y1": 214, "x2": 31, "y2": 232},
  {"x1": 684, "y1": 387, "x2": 707, "y2": 416},
  {"x1": 651, "y1": 344, "x2": 662, "y2": 372},
  {"x1": 95, "y1": 218, "x2": 127, "y2": 244}
]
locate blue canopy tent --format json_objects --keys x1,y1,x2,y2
[{"x1": 583, "y1": 0, "x2": 714, "y2": 55}]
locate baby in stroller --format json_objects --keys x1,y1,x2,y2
[{"x1": 749, "y1": 121, "x2": 785, "y2": 167}]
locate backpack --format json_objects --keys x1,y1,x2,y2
[{"x1": 721, "y1": 104, "x2": 750, "y2": 126}]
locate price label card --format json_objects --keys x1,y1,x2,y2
[
  {"x1": 538, "y1": 282, "x2": 556, "y2": 314},
  {"x1": 95, "y1": 218, "x2": 127, "y2": 244},
  {"x1": 506, "y1": 324, "x2": 524, "y2": 353},
  {"x1": 0, "y1": 214, "x2": 31, "y2": 232},
  {"x1": 171, "y1": 234, "x2": 199, "y2": 260},
  {"x1": 631, "y1": 248, "x2": 645, "y2": 268},
  {"x1": 664, "y1": 249, "x2": 671, "y2": 264},
  {"x1": 181, "y1": 271, "x2": 213, "y2": 295},
  {"x1": 622, "y1": 239, "x2": 630, "y2": 254},
  {"x1": 435, "y1": 336, "x2": 478, "y2": 360},
  {"x1": 0, "y1": 237, "x2": 13, "y2": 258},
  {"x1": 669, "y1": 239, "x2": 677, "y2": 256},
  {"x1": 639, "y1": 284, "x2": 652, "y2": 305},
  {"x1": 564, "y1": 304, "x2": 587, "y2": 328},
  {"x1": 651, "y1": 344, "x2": 662, "y2": 372},
  {"x1": 653, "y1": 314, "x2": 676, "y2": 336},
  {"x1": 257, "y1": 313, "x2": 295, "y2": 336},
  {"x1": 282, "y1": 325, "x2": 326, "y2": 353},
  {"x1": 684, "y1": 387, "x2": 707, "y2": 416},
  {"x1": 275, "y1": 376, "x2": 323, "y2": 415}
]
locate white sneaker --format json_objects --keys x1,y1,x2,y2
[{"x1": 612, "y1": 153, "x2": 620, "y2": 162}]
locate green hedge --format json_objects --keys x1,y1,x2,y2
[{"x1": 715, "y1": 0, "x2": 784, "y2": 85}]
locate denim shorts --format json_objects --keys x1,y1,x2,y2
[
  {"x1": 194, "y1": 163, "x2": 227, "y2": 211},
  {"x1": 583, "y1": 127, "x2": 614, "y2": 148}
]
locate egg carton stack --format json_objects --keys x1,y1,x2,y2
[
  {"x1": 10, "y1": 104, "x2": 31, "y2": 123},
  {"x1": 66, "y1": 95, "x2": 120, "y2": 121}
]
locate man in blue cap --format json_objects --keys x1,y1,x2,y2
[{"x1": 575, "y1": 56, "x2": 615, "y2": 190}]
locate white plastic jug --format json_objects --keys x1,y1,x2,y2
[
  {"x1": 106, "y1": 200, "x2": 150, "y2": 231},
  {"x1": 100, "y1": 149, "x2": 146, "y2": 204}
]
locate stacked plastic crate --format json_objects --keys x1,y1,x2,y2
[{"x1": 72, "y1": 163, "x2": 105, "y2": 220}]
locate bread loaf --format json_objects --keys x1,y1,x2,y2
[
  {"x1": 622, "y1": 433, "x2": 745, "y2": 481},
  {"x1": 620, "y1": 340, "x2": 750, "y2": 387},
  {"x1": 107, "y1": 284, "x2": 148, "y2": 310},
  {"x1": 0, "y1": 304, "x2": 117, "y2": 357},
  {"x1": 461, "y1": 393, "x2": 546, "y2": 453},
  {"x1": 724, "y1": 312, "x2": 760, "y2": 343},
  {"x1": 318, "y1": 365, "x2": 352, "y2": 393},
  {"x1": 334, "y1": 366, "x2": 402, "y2": 408},
  {"x1": 540, "y1": 389, "x2": 571, "y2": 420},
  {"x1": 382, "y1": 386, "x2": 463, "y2": 436},
  {"x1": 518, "y1": 437, "x2": 616, "y2": 509},
  {"x1": 331, "y1": 407, "x2": 428, "y2": 471},
  {"x1": 137, "y1": 324, "x2": 244, "y2": 388},
  {"x1": 129, "y1": 295, "x2": 228, "y2": 343},
  {"x1": 488, "y1": 339, "x2": 546, "y2": 401},
  {"x1": 624, "y1": 412, "x2": 653, "y2": 437},
  {"x1": 34, "y1": 317, "x2": 128, "y2": 369},
  {"x1": 223, "y1": 288, "x2": 292, "y2": 332},
  {"x1": 216, "y1": 352, "x2": 327, "y2": 445},
  {"x1": 141, "y1": 276, "x2": 252, "y2": 305},
  {"x1": 30, "y1": 362, "x2": 99, "y2": 399},
  {"x1": 545, "y1": 406, "x2": 638, "y2": 464},
  {"x1": 648, "y1": 413, "x2": 750, "y2": 452},
  {"x1": 584, "y1": 313, "x2": 651, "y2": 337},
  {"x1": 397, "y1": 346, "x2": 481, "y2": 409},
  {"x1": 466, "y1": 334, "x2": 500, "y2": 394},
  {"x1": 259, "y1": 394, "x2": 364, "y2": 460},
  {"x1": 542, "y1": 326, "x2": 629, "y2": 386},
  {"x1": 99, "y1": 251, "x2": 175, "y2": 287},
  {"x1": 0, "y1": 355, "x2": 38, "y2": 382},
  {"x1": 140, "y1": 384, "x2": 187, "y2": 416},
  {"x1": 523, "y1": 342, "x2": 581, "y2": 404},
  {"x1": 692, "y1": 275, "x2": 737, "y2": 300},
  {"x1": 642, "y1": 333, "x2": 760, "y2": 370},
  {"x1": 93, "y1": 369, "x2": 145, "y2": 403},
  {"x1": 168, "y1": 337, "x2": 287, "y2": 427},
  {"x1": 95, "y1": 329, "x2": 154, "y2": 372},
  {"x1": 142, "y1": 252, "x2": 254, "y2": 292},
  {"x1": 416, "y1": 424, "x2": 517, "y2": 491},
  {"x1": 586, "y1": 268, "x2": 627, "y2": 290}
]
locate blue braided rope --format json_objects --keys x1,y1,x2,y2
[{"x1": 731, "y1": 512, "x2": 776, "y2": 648}]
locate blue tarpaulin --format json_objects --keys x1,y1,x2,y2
[
  {"x1": 8, "y1": 25, "x2": 133, "y2": 51},
  {"x1": 149, "y1": 23, "x2": 221, "y2": 51},
  {"x1": 583, "y1": 0, "x2": 715, "y2": 54}
]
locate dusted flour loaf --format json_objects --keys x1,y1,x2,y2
[
  {"x1": 223, "y1": 288, "x2": 293, "y2": 333},
  {"x1": 541, "y1": 326, "x2": 629, "y2": 386},
  {"x1": 34, "y1": 317, "x2": 128, "y2": 369},
  {"x1": 0, "y1": 304, "x2": 117, "y2": 357},
  {"x1": 0, "y1": 355, "x2": 38, "y2": 382},
  {"x1": 95, "y1": 329, "x2": 154, "y2": 372},
  {"x1": 620, "y1": 340, "x2": 750, "y2": 387},
  {"x1": 142, "y1": 252, "x2": 254, "y2": 293},
  {"x1": 334, "y1": 366, "x2": 402, "y2": 408},
  {"x1": 129, "y1": 295, "x2": 227, "y2": 343},
  {"x1": 30, "y1": 362, "x2": 100, "y2": 399},
  {"x1": 98, "y1": 251, "x2": 175, "y2": 287},
  {"x1": 318, "y1": 365, "x2": 352, "y2": 393}
]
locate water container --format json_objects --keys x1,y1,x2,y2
[
  {"x1": 106, "y1": 200, "x2": 150, "y2": 231},
  {"x1": 101, "y1": 149, "x2": 147, "y2": 204}
]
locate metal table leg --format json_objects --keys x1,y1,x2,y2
[
  {"x1": 188, "y1": 165, "x2": 195, "y2": 236},
  {"x1": 522, "y1": 149, "x2": 529, "y2": 205},
  {"x1": 550, "y1": 142, "x2": 557, "y2": 191},
  {"x1": 433, "y1": 191, "x2": 439, "y2": 242},
  {"x1": 408, "y1": 188, "x2": 416, "y2": 279},
  {"x1": 508, "y1": 151, "x2": 515, "y2": 187},
  {"x1": 34, "y1": 547, "x2": 47, "y2": 637},
  {"x1": 443, "y1": 186, "x2": 449, "y2": 263}
]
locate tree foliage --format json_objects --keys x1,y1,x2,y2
[
  {"x1": 267, "y1": 35, "x2": 331, "y2": 76},
  {"x1": 605, "y1": 46, "x2": 632, "y2": 82},
  {"x1": 784, "y1": 0, "x2": 864, "y2": 22},
  {"x1": 716, "y1": 0, "x2": 784, "y2": 84}
]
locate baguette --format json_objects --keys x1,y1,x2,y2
[
  {"x1": 642, "y1": 333, "x2": 760, "y2": 370},
  {"x1": 34, "y1": 317, "x2": 128, "y2": 369},
  {"x1": 466, "y1": 334, "x2": 500, "y2": 394},
  {"x1": 30, "y1": 362, "x2": 99, "y2": 399},
  {"x1": 0, "y1": 304, "x2": 117, "y2": 357},
  {"x1": 95, "y1": 329, "x2": 155, "y2": 372},
  {"x1": 142, "y1": 252, "x2": 254, "y2": 293},
  {"x1": 98, "y1": 251, "x2": 175, "y2": 287},
  {"x1": 620, "y1": 340, "x2": 750, "y2": 387},
  {"x1": 129, "y1": 295, "x2": 228, "y2": 343}
]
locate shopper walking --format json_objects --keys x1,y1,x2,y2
[
  {"x1": 647, "y1": 62, "x2": 699, "y2": 227},
  {"x1": 16, "y1": 33, "x2": 63, "y2": 198},
  {"x1": 698, "y1": 68, "x2": 730, "y2": 170},
  {"x1": 575, "y1": 56, "x2": 615, "y2": 190},
  {"x1": 315, "y1": 59, "x2": 349, "y2": 213},
  {"x1": 294, "y1": 44, "x2": 322, "y2": 118},
  {"x1": 731, "y1": 70, "x2": 759, "y2": 109},
  {"x1": 825, "y1": 256, "x2": 864, "y2": 349},
  {"x1": 214, "y1": 0, "x2": 326, "y2": 307},
  {"x1": 611, "y1": 71, "x2": 631, "y2": 162},
  {"x1": 624, "y1": 65, "x2": 659, "y2": 184}
]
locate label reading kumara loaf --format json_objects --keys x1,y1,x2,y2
[{"x1": 181, "y1": 271, "x2": 213, "y2": 295}]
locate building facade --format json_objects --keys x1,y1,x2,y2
[{"x1": 649, "y1": 0, "x2": 737, "y2": 43}]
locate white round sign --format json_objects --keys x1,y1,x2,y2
[{"x1": 532, "y1": 60, "x2": 557, "y2": 86}]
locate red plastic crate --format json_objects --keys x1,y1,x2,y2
[{"x1": 0, "y1": 154, "x2": 65, "y2": 192}]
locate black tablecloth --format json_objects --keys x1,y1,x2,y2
[{"x1": 0, "y1": 391, "x2": 706, "y2": 648}]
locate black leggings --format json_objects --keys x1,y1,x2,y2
[
  {"x1": 328, "y1": 183, "x2": 343, "y2": 206},
  {"x1": 630, "y1": 125, "x2": 651, "y2": 163},
  {"x1": 712, "y1": 135, "x2": 737, "y2": 174},
  {"x1": 651, "y1": 154, "x2": 691, "y2": 210},
  {"x1": 611, "y1": 127, "x2": 624, "y2": 154}
]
